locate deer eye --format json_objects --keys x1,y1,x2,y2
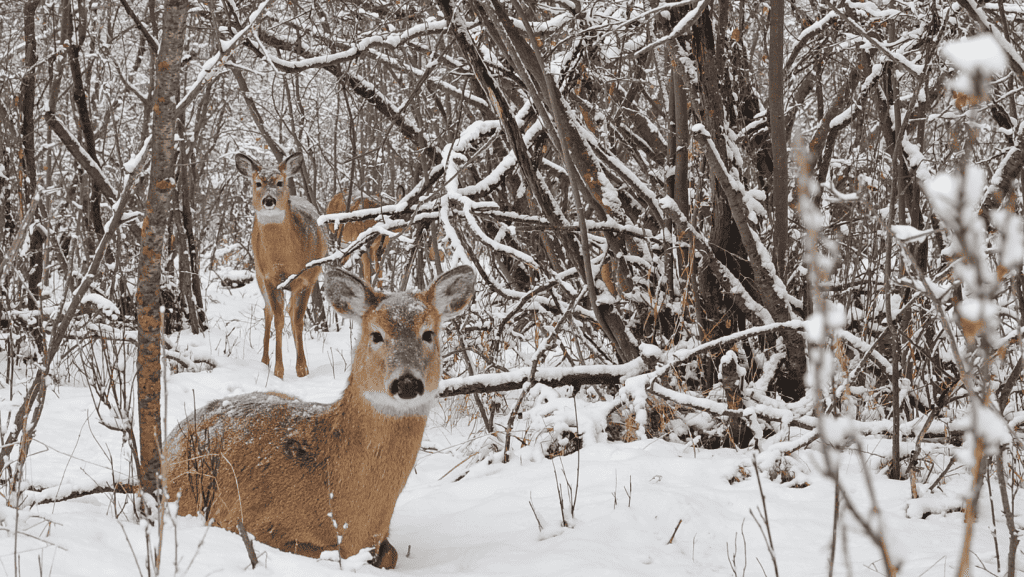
[
  {"x1": 275, "y1": 180, "x2": 284, "y2": 187},
  {"x1": 422, "y1": 331, "x2": 435, "y2": 344},
  {"x1": 371, "y1": 332, "x2": 384, "y2": 344}
]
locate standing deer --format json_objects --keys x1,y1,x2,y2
[
  {"x1": 325, "y1": 193, "x2": 388, "y2": 287},
  {"x1": 237, "y1": 152, "x2": 327, "y2": 379},
  {"x1": 324, "y1": 191, "x2": 447, "y2": 288},
  {"x1": 165, "y1": 263, "x2": 476, "y2": 568}
]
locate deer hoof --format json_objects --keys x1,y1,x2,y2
[{"x1": 371, "y1": 539, "x2": 398, "y2": 569}]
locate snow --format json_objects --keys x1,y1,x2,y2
[
  {"x1": 829, "y1": 104, "x2": 856, "y2": 129},
  {"x1": 510, "y1": 11, "x2": 572, "y2": 34},
  {"x1": 905, "y1": 493, "x2": 965, "y2": 520},
  {"x1": 799, "y1": 11, "x2": 837, "y2": 41},
  {"x1": 992, "y1": 208, "x2": 1024, "y2": 273},
  {"x1": 941, "y1": 33, "x2": 1008, "y2": 77},
  {"x1": 79, "y1": 292, "x2": 120, "y2": 318},
  {"x1": 122, "y1": 135, "x2": 150, "y2": 176},
  {"x1": 889, "y1": 224, "x2": 933, "y2": 243},
  {"x1": 0, "y1": 272, "x2": 1014, "y2": 576},
  {"x1": 941, "y1": 33, "x2": 1009, "y2": 95},
  {"x1": 261, "y1": 20, "x2": 449, "y2": 71},
  {"x1": 847, "y1": 0, "x2": 899, "y2": 19},
  {"x1": 637, "y1": 0, "x2": 711, "y2": 55}
]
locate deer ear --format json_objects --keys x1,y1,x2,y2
[
  {"x1": 323, "y1": 263, "x2": 375, "y2": 319},
  {"x1": 429, "y1": 265, "x2": 476, "y2": 321},
  {"x1": 235, "y1": 153, "x2": 259, "y2": 177},
  {"x1": 282, "y1": 152, "x2": 304, "y2": 177}
]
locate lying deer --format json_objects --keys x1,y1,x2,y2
[
  {"x1": 165, "y1": 263, "x2": 476, "y2": 568},
  {"x1": 236, "y1": 152, "x2": 327, "y2": 379}
]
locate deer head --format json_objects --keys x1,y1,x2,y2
[
  {"x1": 323, "y1": 263, "x2": 476, "y2": 417},
  {"x1": 235, "y1": 152, "x2": 304, "y2": 225}
]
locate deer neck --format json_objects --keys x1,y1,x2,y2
[
  {"x1": 320, "y1": 381, "x2": 428, "y2": 559},
  {"x1": 330, "y1": 377, "x2": 430, "y2": 456},
  {"x1": 254, "y1": 199, "x2": 291, "y2": 226}
]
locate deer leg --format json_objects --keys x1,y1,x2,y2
[
  {"x1": 371, "y1": 539, "x2": 398, "y2": 569},
  {"x1": 290, "y1": 284, "x2": 312, "y2": 378},
  {"x1": 257, "y1": 275, "x2": 272, "y2": 368},
  {"x1": 359, "y1": 252, "x2": 373, "y2": 287},
  {"x1": 267, "y1": 286, "x2": 286, "y2": 379}
]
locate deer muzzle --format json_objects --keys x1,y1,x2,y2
[{"x1": 389, "y1": 374, "x2": 425, "y2": 399}]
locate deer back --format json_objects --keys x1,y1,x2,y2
[
  {"x1": 165, "y1": 392, "x2": 341, "y2": 554},
  {"x1": 325, "y1": 193, "x2": 382, "y2": 243}
]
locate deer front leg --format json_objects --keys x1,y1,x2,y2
[
  {"x1": 290, "y1": 284, "x2": 313, "y2": 378},
  {"x1": 372, "y1": 539, "x2": 398, "y2": 569},
  {"x1": 263, "y1": 286, "x2": 286, "y2": 379},
  {"x1": 257, "y1": 276, "x2": 272, "y2": 368}
]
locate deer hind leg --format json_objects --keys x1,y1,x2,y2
[
  {"x1": 359, "y1": 252, "x2": 373, "y2": 287},
  {"x1": 371, "y1": 236, "x2": 389, "y2": 289},
  {"x1": 289, "y1": 284, "x2": 313, "y2": 378}
]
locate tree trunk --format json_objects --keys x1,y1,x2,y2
[
  {"x1": 136, "y1": 0, "x2": 189, "y2": 505},
  {"x1": 20, "y1": 0, "x2": 44, "y2": 354},
  {"x1": 768, "y1": 0, "x2": 788, "y2": 276},
  {"x1": 65, "y1": 0, "x2": 104, "y2": 240},
  {"x1": 691, "y1": 9, "x2": 748, "y2": 383},
  {"x1": 179, "y1": 159, "x2": 208, "y2": 332}
]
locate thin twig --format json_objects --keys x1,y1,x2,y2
[
  {"x1": 667, "y1": 519, "x2": 683, "y2": 545},
  {"x1": 236, "y1": 520, "x2": 259, "y2": 569}
]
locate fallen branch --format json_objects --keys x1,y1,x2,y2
[
  {"x1": 21, "y1": 481, "x2": 137, "y2": 507},
  {"x1": 439, "y1": 358, "x2": 646, "y2": 397}
]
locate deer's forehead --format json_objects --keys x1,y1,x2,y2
[
  {"x1": 252, "y1": 172, "x2": 284, "y2": 185},
  {"x1": 368, "y1": 293, "x2": 435, "y2": 331}
]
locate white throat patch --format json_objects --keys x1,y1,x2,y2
[
  {"x1": 363, "y1": 390, "x2": 438, "y2": 418},
  {"x1": 256, "y1": 207, "x2": 286, "y2": 224}
]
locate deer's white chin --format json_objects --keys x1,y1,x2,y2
[
  {"x1": 255, "y1": 208, "x2": 285, "y2": 224},
  {"x1": 363, "y1": 390, "x2": 437, "y2": 418}
]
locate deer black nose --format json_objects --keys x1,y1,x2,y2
[
  {"x1": 389, "y1": 375, "x2": 424, "y2": 399},
  {"x1": 262, "y1": 197, "x2": 276, "y2": 209}
]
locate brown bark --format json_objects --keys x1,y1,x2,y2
[
  {"x1": 876, "y1": 57, "x2": 904, "y2": 480},
  {"x1": 65, "y1": 0, "x2": 106, "y2": 238},
  {"x1": 18, "y1": 0, "x2": 39, "y2": 209},
  {"x1": 690, "y1": 8, "x2": 805, "y2": 398},
  {"x1": 18, "y1": 0, "x2": 44, "y2": 348},
  {"x1": 136, "y1": 0, "x2": 189, "y2": 504},
  {"x1": 5, "y1": 0, "x2": 44, "y2": 495},
  {"x1": 671, "y1": 66, "x2": 689, "y2": 219},
  {"x1": 691, "y1": 9, "x2": 747, "y2": 363},
  {"x1": 667, "y1": 53, "x2": 693, "y2": 298},
  {"x1": 768, "y1": 0, "x2": 788, "y2": 276},
  {"x1": 720, "y1": 350, "x2": 745, "y2": 446},
  {"x1": 19, "y1": 0, "x2": 41, "y2": 303},
  {"x1": 179, "y1": 163, "x2": 207, "y2": 332}
]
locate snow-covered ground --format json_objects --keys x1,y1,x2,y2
[{"x1": 1, "y1": 271, "x2": 1011, "y2": 576}]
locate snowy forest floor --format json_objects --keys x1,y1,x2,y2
[{"x1": 0, "y1": 270, "x2": 1011, "y2": 577}]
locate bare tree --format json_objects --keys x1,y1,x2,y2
[{"x1": 136, "y1": 0, "x2": 189, "y2": 506}]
